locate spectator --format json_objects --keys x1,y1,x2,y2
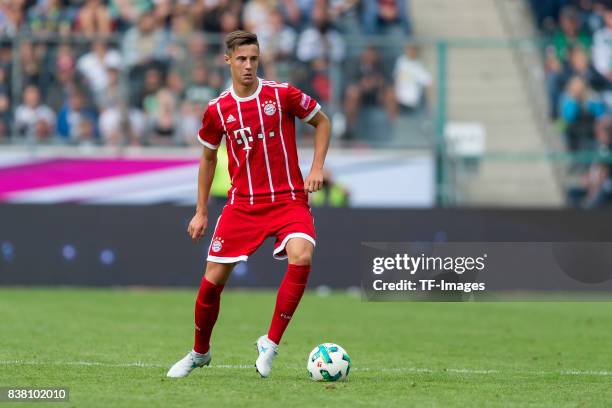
[
  {"x1": 264, "y1": 10, "x2": 297, "y2": 58},
  {"x1": 122, "y1": 10, "x2": 169, "y2": 69},
  {"x1": 0, "y1": 64, "x2": 8, "y2": 94},
  {"x1": 243, "y1": 0, "x2": 273, "y2": 39},
  {"x1": 96, "y1": 57, "x2": 122, "y2": 109},
  {"x1": 77, "y1": 0, "x2": 112, "y2": 35},
  {"x1": 292, "y1": 0, "x2": 315, "y2": 27},
  {"x1": 173, "y1": 0, "x2": 192, "y2": 17},
  {"x1": 549, "y1": 43, "x2": 607, "y2": 118},
  {"x1": 361, "y1": 0, "x2": 411, "y2": 35},
  {"x1": 560, "y1": 76, "x2": 606, "y2": 151},
  {"x1": 592, "y1": 6, "x2": 612, "y2": 81},
  {"x1": 108, "y1": 0, "x2": 153, "y2": 32},
  {"x1": 567, "y1": 115, "x2": 612, "y2": 207},
  {"x1": 343, "y1": 47, "x2": 392, "y2": 137},
  {"x1": 0, "y1": 39, "x2": 11, "y2": 65},
  {"x1": 147, "y1": 88, "x2": 178, "y2": 145},
  {"x1": 219, "y1": 10, "x2": 241, "y2": 36},
  {"x1": 551, "y1": 6, "x2": 592, "y2": 62},
  {"x1": 594, "y1": 113, "x2": 612, "y2": 150},
  {"x1": 166, "y1": 14, "x2": 196, "y2": 68},
  {"x1": 184, "y1": 63, "x2": 218, "y2": 104},
  {"x1": 99, "y1": 103, "x2": 147, "y2": 146},
  {"x1": 76, "y1": 40, "x2": 122, "y2": 100},
  {"x1": 153, "y1": 0, "x2": 174, "y2": 27},
  {"x1": 46, "y1": 44, "x2": 91, "y2": 113},
  {"x1": 528, "y1": 0, "x2": 566, "y2": 31},
  {"x1": 277, "y1": 0, "x2": 302, "y2": 28},
  {"x1": 579, "y1": 0, "x2": 607, "y2": 34},
  {"x1": 177, "y1": 98, "x2": 202, "y2": 146},
  {"x1": 177, "y1": 63, "x2": 222, "y2": 145},
  {"x1": 122, "y1": 11, "x2": 170, "y2": 105},
  {"x1": 192, "y1": 0, "x2": 233, "y2": 33},
  {"x1": 392, "y1": 42, "x2": 432, "y2": 116},
  {"x1": 19, "y1": 40, "x2": 45, "y2": 88},
  {"x1": 14, "y1": 84, "x2": 56, "y2": 141},
  {"x1": 170, "y1": 33, "x2": 211, "y2": 83},
  {"x1": 0, "y1": 91, "x2": 10, "y2": 141},
  {"x1": 57, "y1": 90, "x2": 98, "y2": 144},
  {"x1": 168, "y1": 10, "x2": 194, "y2": 43},
  {"x1": 543, "y1": 4, "x2": 598, "y2": 117},
  {"x1": 166, "y1": 69, "x2": 185, "y2": 100},
  {"x1": 0, "y1": 0, "x2": 27, "y2": 36},
  {"x1": 139, "y1": 67, "x2": 163, "y2": 108},
  {"x1": 26, "y1": 0, "x2": 74, "y2": 36},
  {"x1": 328, "y1": 0, "x2": 360, "y2": 35},
  {"x1": 0, "y1": 64, "x2": 10, "y2": 139},
  {"x1": 77, "y1": 117, "x2": 97, "y2": 146},
  {"x1": 259, "y1": 9, "x2": 297, "y2": 79},
  {"x1": 139, "y1": 69, "x2": 176, "y2": 144},
  {"x1": 308, "y1": 57, "x2": 331, "y2": 105},
  {"x1": 0, "y1": 62, "x2": 11, "y2": 142},
  {"x1": 296, "y1": 2, "x2": 346, "y2": 63}
]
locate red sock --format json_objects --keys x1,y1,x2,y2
[
  {"x1": 193, "y1": 277, "x2": 224, "y2": 354},
  {"x1": 267, "y1": 264, "x2": 310, "y2": 345}
]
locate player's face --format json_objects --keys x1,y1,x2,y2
[{"x1": 226, "y1": 44, "x2": 259, "y2": 88}]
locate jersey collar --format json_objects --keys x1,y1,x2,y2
[{"x1": 230, "y1": 77, "x2": 263, "y2": 102}]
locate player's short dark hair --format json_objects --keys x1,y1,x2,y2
[{"x1": 225, "y1": 30, "x2": 259, "y2": 55}]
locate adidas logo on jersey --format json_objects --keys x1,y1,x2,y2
[{"x1": 226, "y1": 114, "x2": 236, "y2": 123}]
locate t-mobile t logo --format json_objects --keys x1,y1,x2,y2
[{"x1": 233, "y1": 127, "x2": 253, "y2": 150}]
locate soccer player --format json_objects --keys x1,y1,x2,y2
[{"x1": 167, "y1": 30, "x2": 331, "y2": 378}]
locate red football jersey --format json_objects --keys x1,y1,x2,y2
[{"x1": 197, "y1": 78, "x2": 320, "y2": 204}]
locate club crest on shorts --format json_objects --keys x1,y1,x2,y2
[
  {"x1": 261, "y1": 100, "x2": 277, "y2": 116},
  {"x1": 211, "y1": 237, "x2": 224, "y2": 252}
]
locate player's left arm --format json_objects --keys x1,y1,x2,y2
[{"x1": 304, "y1": 110, "x2": 331, "y2": 193}]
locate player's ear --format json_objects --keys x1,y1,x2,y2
[{"x1": 224, "y1": 53, "x2": 231, "y2": 65}]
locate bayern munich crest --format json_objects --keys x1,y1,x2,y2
[
  {"x1": 262, "y1": 100, "x2": 277, "y2": 116},
  {"x1": 211, "y1": 237, "x2": 224, "y2": 252}
]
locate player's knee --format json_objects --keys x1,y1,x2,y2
[
  {"x1": 204, "y1": 261, "x2": 234, "y2": 285},
  {"x1": 286, "y1": 238, "x2": 314, "y2": 265},
  {"x1": 288, "y1": 250, "x2": 312, "y2": 265}
]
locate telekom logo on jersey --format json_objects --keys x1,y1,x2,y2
[{"x1": 233, "y1": 126, "x2": 275, "y2": 150}]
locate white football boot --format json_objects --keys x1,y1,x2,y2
[
  {"x1": 255, "y1": 335, "x2": 278, "y2": 378},
  {"x1": 166, "y1": 350, "x2": 211, "y2": 378}
]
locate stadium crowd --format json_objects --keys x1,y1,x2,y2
[
  {"x1": 531, "y1": 0, "x2": 612, "y2": 207},
  {"x1": 0, "y1": 0, "x2": 431, "y2": 147}
]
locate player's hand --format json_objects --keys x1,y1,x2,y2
[
  {"x1": 187, "y1": 212, "x2": 208, "y2": 242},
  {"x1": 304, "y1": 168, "x2": 324, "y2": 193}
]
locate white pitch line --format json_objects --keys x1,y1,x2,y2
[
  {"x1": 0, "y1": 360, "x2": 165, "y2": 368},
  {"x1": 0, "y1": 360, "x2": 610, "y2": 377}
]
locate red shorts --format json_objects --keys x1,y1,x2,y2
[{"x1": 206, "y1": 199, "x2": 316, "y2": 263}]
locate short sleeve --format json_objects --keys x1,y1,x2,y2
[
  {"x1": 197, "y1": 105, "x2": 224, "y2": 149},
  {"x1": 286, "y1": 84, "x2": 321, "y2": 123}
]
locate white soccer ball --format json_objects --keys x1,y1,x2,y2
[{"x1": 307, "y1": 343, "x2": 351, "y2": 381}]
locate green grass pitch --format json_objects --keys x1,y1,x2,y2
[{"x1": 1, "y1": 288, "x2": 611, "y2": 407}]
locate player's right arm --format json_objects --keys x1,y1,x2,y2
[
  {"x1": 188, "y1": 104, "x2": 224, "y2": 242},
  {"x1": 188, "y1": 147, "x2": 217, "y2": 242}
]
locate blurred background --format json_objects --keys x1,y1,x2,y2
[{"x1": 2, "y1": 0, "x2": 612, "y2": 288}]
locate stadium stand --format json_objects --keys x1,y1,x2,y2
[
  {"x1": 0, "y1": 0, "x2": 423, "y2": 148},
  {"x1": 411, "y1": 0, "x2": 563, "y2": 206},
  {"x1": 2, "y1": 0, "x2": 611, "y2": 207},
  {"x1": 528, "y1": 0, "x2": 612, "y2": 208}
]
